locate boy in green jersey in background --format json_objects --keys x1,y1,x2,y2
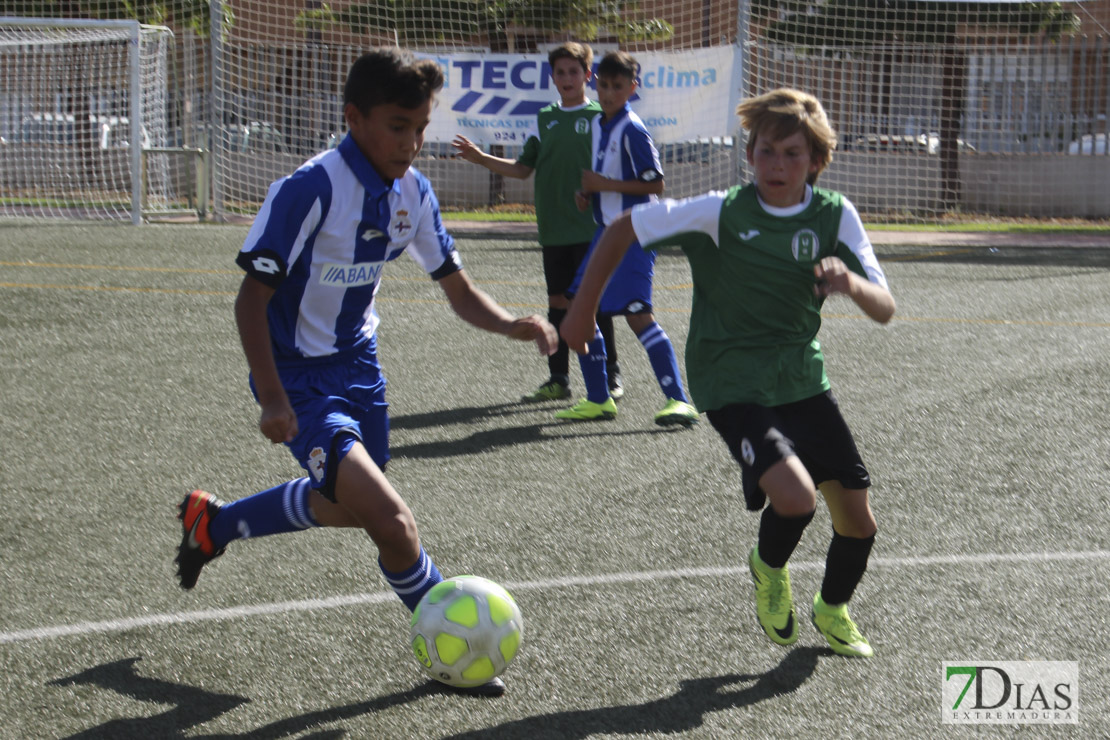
[
  {"x1": 561, "y1": 88, "x2": 896, "y2": 658},
  {"x1": 453, "y1": 42, "x2": 623, "y2": 402}
]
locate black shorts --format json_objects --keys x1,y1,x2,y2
[
  {"x1": 706, "y1": 390, "x2": 871, "y2": 511},
  {"x1": 541, "y1": 241, "x2": 591, "y2": 297}
]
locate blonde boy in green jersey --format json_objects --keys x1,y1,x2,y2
[
  {"x1": 452, "y1": 42, "x2": 623, "y2": 402},
  {"x1": 562, "y1": 88, "x2": 895, "y2": 658}
]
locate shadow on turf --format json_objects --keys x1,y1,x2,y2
[
  {"x1": 390, "y1": 404, "x2": 684, "y2": 460},
  {"x1": 50, "y1": 648, "x2": 827, "y2": 738},
  {"x1": 443, "y1": 646, "x2": 828, "y2": 739},
  {"x1": 393, "y1": 425, "x2": 683, "y2": 459},
  {"x1": 50, "y1": 655, "x2": 445, "y2": 739},
  {"x1": 389, "y1": 402, "x2": 541, "y2": 430}
]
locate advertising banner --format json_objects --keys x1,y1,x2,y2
[{"x1": 420, "y1": 46, "x2": 741, "y2": 146}]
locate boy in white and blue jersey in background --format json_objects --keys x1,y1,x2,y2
[
  {"x1": 558, "y1": 51, "x2": 698, "y2": 427},
  {"x1": 174, "y1": 48, "x2": 555, "y2": 697}
]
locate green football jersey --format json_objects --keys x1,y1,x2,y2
[
  {"x1": 517, "y1": 100, "x2": 600, "y2": 246},
  {"x1": 631, "y1": 183, "x2": 888, "y2": 411}
]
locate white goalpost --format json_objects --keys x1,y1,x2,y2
[{"x1": 0, "y1": 17, "x2": 176, "y2": 224}]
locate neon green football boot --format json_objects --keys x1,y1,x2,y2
[
  {"x1": 521, "y1": 380, "x2": 571, "y2": 402},
  {"x1": 811, "y1": 592, "x2": 874, "y2": 657},
  {"x1": 554, "y1": 397, "x2": 617, "y2": 421},
  {"x1": 748, "y1": 547, "x2": 798, "y2": 645},
  {"x1": 653, "y1": 399, "x2": 698, "y2": 427}
]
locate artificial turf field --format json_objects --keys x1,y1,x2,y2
[{"x1": 0, "y1": 223, "x2": 1107, "y2": 739}]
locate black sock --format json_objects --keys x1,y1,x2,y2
[
  {"x1": 547, "y1": 307, "x2": 568, "y2": 381},
  {"x1": 821, "y1": 531, "x2": 875, "y2": 605},
  {"x1": 597, "y1": 313, "x2": 618, "y2": 374},
  {"x1": 757, "y1": 506, "x2": 815, "y2": 569}
]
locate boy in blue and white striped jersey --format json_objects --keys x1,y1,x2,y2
[
  {"x1": 174, "y1": 49, "x2": 555, "y2": 695},
  {"x1": 558, "y1": 50, "x2": 698, "y2": 428}
]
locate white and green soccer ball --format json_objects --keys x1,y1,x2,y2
[{"x1": 409, "y1": 575, "x2": 524, "y2": 688}]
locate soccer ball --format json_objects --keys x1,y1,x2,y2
[{"x1": 409, "y1": 575, "x2": 524, "y2": 688}]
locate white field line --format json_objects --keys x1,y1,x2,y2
[{"x1": 2, "y1": 549, "x2": 1107, "y2": 645}]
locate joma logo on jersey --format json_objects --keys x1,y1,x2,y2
[
  {"x1": 320, "y1": 262, "x2": 383, "y2": 287},
  {"x1": 792, "y1": 229, "x2": 820, "y2": 261}
]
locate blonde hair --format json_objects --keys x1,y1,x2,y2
[{"x1": 737, "y1": 88, "x2": 837, "y2": 184}]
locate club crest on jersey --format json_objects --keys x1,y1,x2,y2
[
  {"x1": 575, "y1": 118, "x2": 590, "y2": 134},
  {"x1": 791, "y1": 229, "x2": 820, "y2": 262},
  {"x1": 319, "y1": 261, "x2": 384, "y2": 287},
  {"x1": 391, "y1": 209, "x2": 413, "y2": 238},
  {"x1": 308, "y1": 447, "x2": 327, "y2": 482}
]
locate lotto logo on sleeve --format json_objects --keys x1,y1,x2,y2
[
  {"x1": 251, "y1": 256, "x2": 281, "y2": 274},
  {"x1": 942, "y1": 661, "x2": 1078, "y2": 724}
]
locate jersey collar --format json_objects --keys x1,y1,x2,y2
[
  {"x1": 599, "y1": 104, "x2": 631, "y2": 131},
  {"x1": 338, "y1": 133, "x2": 401, "y2": 198},
  {"x1": 559, "y1": 100, "x2": 592, "y2": 112},
  {"x1": 756, "y1": 183, "x2": 813, "y2": 217}
]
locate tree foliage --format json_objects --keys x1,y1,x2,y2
[
  {"x1": 296, "y1": 1, "x2": 482, "y2": 43},
  {"x1": 493, "y1": 0, "x2": 673, "y2": 43},
  {"x1": 296, "y1": 0, "x2": 673, "y2": 46},
  {"x1": 754, "y1": 0, "x2": 1081, "y2": 47}
]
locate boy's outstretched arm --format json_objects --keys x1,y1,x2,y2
[
  {"x1": 437, "y1": 269, "x2": 558, "y2": 355},
  {"x1": 814, "y1": 257, "x2": 896, "y2": 324},
  {"x1": 561, "y1": 211, "x2": 637, "y2": 353},
  {"x1": 235, "y1": 276, "x2": 298, "y2": 443},
  {"x1": 451, "y1": 134, "x2": 534, "y2": 180}
]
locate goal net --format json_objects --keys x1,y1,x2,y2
[
  {"x1": 0, "y1": 2, "x2": 1107, "y2": 224},
  {"x1": 205, "y1": 0, "x2": 744, "y2": 220},
  {"x1": 741, "y1": 1, "x2": 1109, "y2": 222},
  {"x1": 0, "y1": 18, "x2": 174, "y2": 223}
]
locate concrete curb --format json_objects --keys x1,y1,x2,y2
[{"x1": 443, "y1": 221, "x2": 1110, "y2": 248}]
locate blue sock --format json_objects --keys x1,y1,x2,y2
[
  {"x1": 208, "y1": 478, "x2": 319, "y2": 548},
  {"x1": 637, "y1": 322, "x2": 689, "y2": 402},
  {"x1": 576, "y1": 326, "x2": 611, "y2": 403},
  {"x1": 380, "y1": 546, "x2": 444, "y2": 612}
]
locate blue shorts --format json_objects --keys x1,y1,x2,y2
[
  {"x1": 251, "y1": 341, "x2": 389, "y2": 501},
  {"x1": 567, "y1": 226, "x2": 655, "y2": 315}
]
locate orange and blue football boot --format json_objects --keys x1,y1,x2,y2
[{"x1": 175, "y1": 490, "x2": 226, "y2": 590}]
